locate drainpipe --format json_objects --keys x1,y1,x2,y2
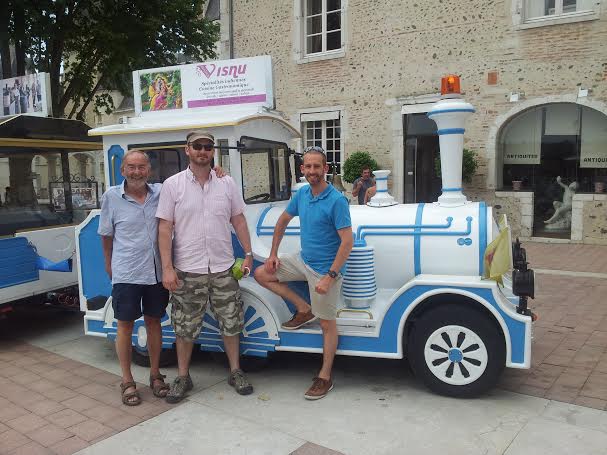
[{"x1": 229, "y1": 0, "x2": 234, "y2": 59}]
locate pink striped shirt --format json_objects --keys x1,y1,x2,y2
[{"x1": 155, "y1": 168, "x2": 246, "y2": 274}]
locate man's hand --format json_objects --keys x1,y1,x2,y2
[
  {"x1": 315, "y1": 275, "x2": 335, "y2": 295},
  {"x1": 264, "y1": 255, "x2": 280, "y2": 274},
  {"x1": 104, "y1": 262, "x2": 112, "y2": 280},
  {"x1": 214, "y1": 165, "x2": 227, "y2": 178},
  {"x1": 242, "y1": 255, "x2": 253, "y2": 277},
  {"x1": 162, "y1": 267, "x2": 181, "y2": 292}
]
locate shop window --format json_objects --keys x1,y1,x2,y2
[{"x1": 499, "y1": 103, "x2": 607, "y2": 237}]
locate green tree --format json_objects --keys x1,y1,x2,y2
[
  {"x1": 342, "y1": 151, "x2": 379, "y2": 184},
  {"x1": 5, "y1": 0, "x2": 219, "y2": 119}
]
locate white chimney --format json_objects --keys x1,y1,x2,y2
[
  {"x1": 428, "y1": 96, "x2": 475, "y2": 206},
  {"x1": 368, "y1": 170, "x2": 397, "y2": 207}
]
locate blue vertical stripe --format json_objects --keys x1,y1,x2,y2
[
  {"x1": 479, "y1": 202, "x2": 487, "y2": 276},
  {"x1": 414, "y1": 203, "x2": 424, "y2": 275}
]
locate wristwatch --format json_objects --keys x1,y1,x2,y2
[
  {"x1": 327, "y1": 270, "x2": 338, "y2": 279},
  {"x1": 245, "y1": 252, "x2": 253, "y2": 257}
]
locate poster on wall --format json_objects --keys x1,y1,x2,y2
[
  {"x1": 1, "y1": 72, "x2": 52, "y2": 117},
  {"x1": 580, "y1": 107, "x2": 607, "y2": 169},
  {"x1": 502, "y1": 109, "x2": 542, "y2": 165},
  {"x1": 133, "y1": 56, "x2": 274, "y2": 116}
]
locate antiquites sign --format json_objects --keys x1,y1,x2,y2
[{"x1": 133, "y1": 56, "x2": 274, "y2": 115}]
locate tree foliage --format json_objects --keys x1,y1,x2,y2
[
  {"x1": 5, "y1": 0, "x2": 219, "y2": 119},
  {"x1": 342, "y1": 151, "x2": 379, "y2": 184}
]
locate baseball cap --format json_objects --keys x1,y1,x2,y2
[{"x1": 186, "y1": 130, "x2": 215, "y2": 143}]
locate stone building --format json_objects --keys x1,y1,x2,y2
[{"x1": 211, "y1": 0, "x2": 607, "y2": 244}]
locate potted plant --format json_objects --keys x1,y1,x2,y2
[
  {"x1": 342, "y1": 151, "x2": 379, "y2": 184},
  {"x1": 434, "y1": 148, "x2": 479, "y2": 184}
]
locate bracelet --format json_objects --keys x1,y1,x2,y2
[{"x1": 245, "y1": 252, "x2": 253, "y2": 257}]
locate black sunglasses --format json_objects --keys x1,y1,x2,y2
[{"x1": 188, "y1": 142, "x2": 214, "y2": 151}]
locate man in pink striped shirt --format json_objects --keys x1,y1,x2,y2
[{"x1": 156, "y1": 131, "x2": 254, "y2": 402}]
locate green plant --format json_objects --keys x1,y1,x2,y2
[
  {"x1": 342, "y1": 151, "x2": 379, "y2": 184},
  {"x1": 434, "y1": 148, "x2": 479, "y2": 184}
]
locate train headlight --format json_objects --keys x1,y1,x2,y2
[{"x1": 512, "y1": 269, "x2": 535, "y2": 299}]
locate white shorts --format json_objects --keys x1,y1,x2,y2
[{"x1": 274, "y1": 253, "x2": 342, "y2": 321}]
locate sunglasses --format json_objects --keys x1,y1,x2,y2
[
  {"x1": 188, "y1": 142, "x2": 214, "y2": 151},
  {"x1": 303, "y1": 145, "x2": 325, "y2": 154}
]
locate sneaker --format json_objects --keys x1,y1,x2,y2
[
  {"x1": 228, "y1": 369, "x2": 254, "y2": 395},
  {"x1": 304, "y1": 377, "x2": 333, "y2": 400},
  {"x1": 281, "y1": 311, "x2": 318, "y2": 330},
  {"x1": 165, "y1": 374, "x2": 194, "y2": 403}
]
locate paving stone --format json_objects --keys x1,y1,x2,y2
[
  {"x1": 74, "y1": 383, "x2": 114, "y2": 400},
  {"x1": 41, "y1": 386, "x2": 78, "y2": 403},
  {"x1": 0, "y1": 429, "x2": 31, "y2": 453},
  {"x1": 49, "y1": 435, "x2": 90, "y2": 455},
  {"x1": 573, "y1": 396, "x2": 607, "y2": 411},
  {"x1": 0, "y1": 403, "x2": 30, "y2": 421},
  {"x1": 61, "y1": 395, "x2": 104, "y2": 413},
  {"x1": 0, "y1": 421, "x2": 9, "y2": 433},
  {"x1": 7, "y1": 440, "x2": 54, "y2": 455},
  {"x1": 8, "y1": 390, "x2": 47, "y2": 407},
  {"x1": 27, "y1": 378, "x2": 62, "y2": 394},
  {"x1": 66, "y1": 419, "x2": 113, "y2": 442},
  {"x1": 46, "y1": 409, "x2": 88, "y2": 429},
  {"x1": 23, "y1": 399, "x2": 65, "y2": 417},
  {"x1": 290, "y1": 442, "x2": 345, "y2": 455},
  {"x1": 6, "y1": 412, "x2": 49, "y2": 433},
  {"x1": 580, "y1": 371, "x2": 607, "y2": 401},
  {"x1": 105, "y1": 414, "x2": 143, "y2": 432},
  {"x1": 11, "y1": 356, "x2": 40, "y2": 368},
  {"x1": 81, "y1": 404, "x2": 129, "y2": 424},
  {"x1": 26, "y1": 423, "x2": 73, "y2": 447}
]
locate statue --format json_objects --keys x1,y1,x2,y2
[{"x1": 544, "y1": 176, "x2": 578, "y2": 230}]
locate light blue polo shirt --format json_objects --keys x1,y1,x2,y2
[
  {"x1": 286, "y1": 184, "x2": 351, "y2": 275},
  {"x1": 98, "y1": 182, "x2": 163, "y2": 285}
]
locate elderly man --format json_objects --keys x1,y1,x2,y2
[
  {"x1": 157, "y1": 131, "x2": 254, "y2": 402},
  {"x1": 98, "y1": 150, "x2": 170, "y2": 406}
]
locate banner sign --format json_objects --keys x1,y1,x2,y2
[
  {"x1": 580, "y1": 108, "x2": 607, "y2": 169},
  {"x1": 133, "y1": 56, "x2": 273, "y2": 115},
  {"x1": 1, "y1": 72, "x2": 52, "y2": 117}
]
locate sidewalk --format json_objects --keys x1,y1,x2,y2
[{"x1": 498, "y1": 242, "x2": 607, "y2": 410}]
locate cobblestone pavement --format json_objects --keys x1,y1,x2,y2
[
  {"x1": 498, "y1": 242, "x2": 607, "y2": 410},
  {"x1": 0, "y1": 341, "x2": 178, "y2": 455}
]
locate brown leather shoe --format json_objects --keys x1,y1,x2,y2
[
  {"x1": 304, "y1": 377, "x2": 333, "y2": 400},
  {"x1": 281, "y1": 311, "x2": 318, "y2": 330}
]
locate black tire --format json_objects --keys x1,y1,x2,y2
[
  {"x1": 131, "y1": 347, "x2": 177, "y2": 368},
  {"x1": 408, "y1": 304, "x2": 505, "y2": 398}
]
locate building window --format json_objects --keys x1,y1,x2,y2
[
  {"x1": 302, "y1": 116, "x2": 342, "y2": 173},
  {"x1": 517, "y1": 0, "x2": 598, "y2": 27},
  {"x1": 303, "y1": 0, "x2": 343, "y2": 56},
  {"x1": 499, "y1": 103, "x2": 607, "y2": 237}
]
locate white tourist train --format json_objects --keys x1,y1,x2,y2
[{"x1": 76, "y1": 57, "x2": 535, "y2": 397}]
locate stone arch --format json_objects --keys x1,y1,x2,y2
[{"x1": 485, "y1": 95, "x2": 607, "y2": 190}]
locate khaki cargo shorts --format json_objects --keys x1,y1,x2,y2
[
  {"x1": 275, "y1": 254, "x2": 342, "y2": 321},
  {"x1": 170, "y1": 268, "x2": 244, "y2": 341}
]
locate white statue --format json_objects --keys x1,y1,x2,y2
[{"x1": 544, "y1": 176, "x2": 578, "y2": 230}]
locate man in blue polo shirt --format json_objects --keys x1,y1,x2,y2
[{"x1": 255, "y1": 146, "x2": 353, "y2": 400}]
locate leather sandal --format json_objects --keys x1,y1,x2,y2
[
  {"x1": 120, "y1": 381, "x2": 141, "y2": 406},
  {"x1": 150, "y1": 373, "x2": 170, "y2": 398}
]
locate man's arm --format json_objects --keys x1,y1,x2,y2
[
  {"x1": 351, "y1": 178, "x2": 361, "y2": 197},
  {"x1": 158, "y1": 218, "x2": 179, "y2": 291},
  {"x1": 315, "y1": 227, "x2": 354, "y2": 295},
  {"x1": 101, "y1": 236, "x2": 113, "y2": 279},
  {"x1": 231, "y1": 213, "x2": 253, "y2": 274},
  {"x1": 265, "y1": 211, "x2": 294, "y2": 273}
]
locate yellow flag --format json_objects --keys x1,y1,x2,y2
[{"x1": 483, "y1": 227, "x2": 512, "y2": 283}]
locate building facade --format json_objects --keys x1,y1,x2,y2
[{"x1": 214, "y1": 0, "x2": 607, "y2": 244}]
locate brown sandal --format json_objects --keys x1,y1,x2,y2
[
  {"x1": 120, "y1": 381, "x2": 141, "y2": 406},
  {"x1": 150, "y1": 373, "x2": 170, "y2": 398}
]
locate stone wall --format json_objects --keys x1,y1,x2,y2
[
  {"x1": 573, "y1": 194, "x2": 607, "y2": 244},
  {"x1": 494, "y1": 191, "x2": 534, "y2": 239}
]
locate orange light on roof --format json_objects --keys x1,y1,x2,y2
[{"x1": 441, "y1": 75, "x2": 461, "y2": 95}]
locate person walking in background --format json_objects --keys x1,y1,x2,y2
[{"x1": 351, "y1": 165, "x2": 376, "y2": 205}]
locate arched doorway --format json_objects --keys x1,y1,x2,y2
[{"x1": 497, "y1": 103, "x2": 607, "y2": 238}]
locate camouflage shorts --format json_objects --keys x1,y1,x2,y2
[{"x1": 170, "y1": 268, "x2": 244, "y2": 341}]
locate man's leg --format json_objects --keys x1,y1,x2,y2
[
  {"x1": 116, "y1": 319, "x2": 135, "y2": 384},
  {"x1": 144, "y1": 315, "x2": 162, "y2": 376},
  {"x1": 318, "y1": 318, "x2": 338, "y2": 380},
  {"x1": 175, "y1": 336, "x2": 195, "y2": 377},
  {"x1": 254, "y1": 266, "x2": 310, "y2": 313},
  {"x1": 223, "y1": 334, "x2": 240, "y2": 372}
]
